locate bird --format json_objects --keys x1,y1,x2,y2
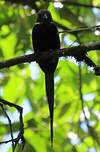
[{"x1": 32, "y1": 9, "x2": 60, "y2": 147}]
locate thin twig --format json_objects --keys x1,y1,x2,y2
[
  {"x1": 0, "y1": 103, "x2": 15, "y2": 152},
  {"x1": 78, "y1": 64, "x2": 100, "y2": 145},
  {"x1": 59, "y1": 25, "x2": 100, "y2": 34},
  {"x1": 78, "y1": 63, "x2": 89, "y2": 124},
  {"x1": 0, "y1": 137, "x2": 18, "y2": 144},
  {"x1": 0, "y1": 98, "x2": 25, "y2": 151}
]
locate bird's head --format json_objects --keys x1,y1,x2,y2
[{"x1": 36, "y1": 9, "x2": 52, "y2": 23}]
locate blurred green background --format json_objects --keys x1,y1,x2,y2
[{"x1": 0, "y1": 0, "x2": 100, "y2": 152}]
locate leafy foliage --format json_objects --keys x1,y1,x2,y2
[{"x1": 0, "y1": 0, "x2": 100, "y2": 152}]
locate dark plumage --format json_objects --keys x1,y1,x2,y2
[{"x1": 32, "y1": 9, "x2": 60, "y2": 146}]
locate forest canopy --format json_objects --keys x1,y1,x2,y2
[{"x1": 0, "y1": 0, "x2": 100, "y2": 152}]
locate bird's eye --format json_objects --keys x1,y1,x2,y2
[{"x1": 43, "y1": 14, "x2": 48, "y2": 19}]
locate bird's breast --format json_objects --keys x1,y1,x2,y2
[{"x1": 36, "y1": 23, "x2": 57, "y2": 51}]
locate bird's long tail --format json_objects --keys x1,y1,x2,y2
[{"x1": 45, "y1": 72, "x2": 54, "y2": 147}]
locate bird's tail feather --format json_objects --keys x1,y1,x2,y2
[{"x1": 45, "y1": 72, "x2": 54, "y2": 147}]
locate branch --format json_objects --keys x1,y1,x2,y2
[
  {"x1": 0, "y1": 42, "x2": 100, "y2": 74},
  {"x1": 0, "y1": 53, "x2": 35, "y2": 69},
  {"x1": 59, "y1": 25, "x2": 100, "y2": 34},
  {"x1": 0, "y1": 98, "x2": 25, "y2": 151},
  {"x1": 78, "y1": 65, "x2": 100, "y2": 145},
  {"x1": 0, "y1": 103, "x2": 14, "y2": 152}
]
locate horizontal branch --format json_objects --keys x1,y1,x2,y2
[
  {"x1": 0, "y1": 42, "x2": 100, "y2": 70},
  {"x1": 59, "y1": 25, "x2": 100, "y2": 34},
  {"x1": 0, "y1": 54, "x2": 35, "y2": 69}
]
